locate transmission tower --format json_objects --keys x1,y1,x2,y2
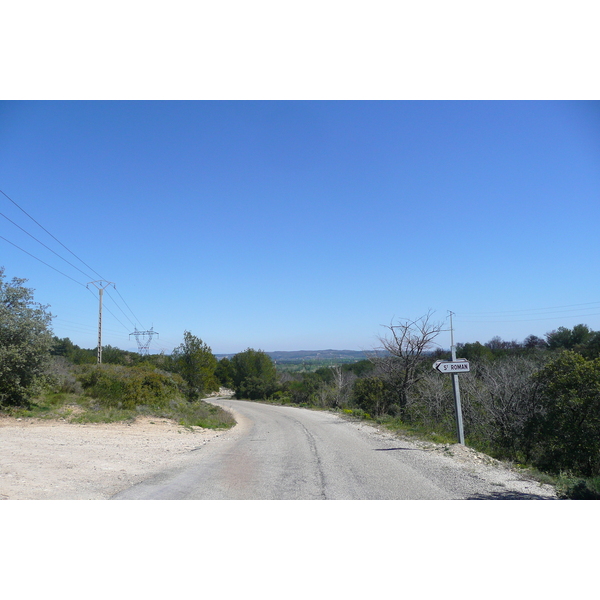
[
  {"x1": 129, "y1": 327, "x2": 158, "y2": 355},
  {"x1": 87, "y1": 280, "x2": 115, "y2": 364}
]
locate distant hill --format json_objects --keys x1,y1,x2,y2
[
  {"x1": 267, "y1": 349, "x2": 371, "y2": 363},
  {"x1": 215, "y1": 349, "x2": 373, "y2": 364}
]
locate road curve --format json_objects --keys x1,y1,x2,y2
[{"x1": 111, "y1": 398, "x2": 552, "y2": 500}]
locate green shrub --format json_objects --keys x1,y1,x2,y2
[
  {"x1": 0, "y1": 269, "x2": 54, "y2": 407},
  {"x1": 171, "y1": 332, "x2": 219, "y2": 399},
  {"x1": 161, "y1": 399, "x2": 236, "y2": 429},
  {"x1": 77, "y1": 364, "x2": 184, "y2": 410},
  {"x1": 46, "y1": 356, "x2": 83, "y2": 395},
  {"x1": 230, "y1": 348, "x2": 278, "y2": 400},
  {"x1": 556, "y1": 477, "x2": 600, "y2": 500},
  {"x1": 527, "y1": 351, "x2": 600, "y2": 477},
  {"x1": 351, "y1": 376, "x2": 389, "y2": 417},
  {"x1": 269, "y1": 391, "x2": 291, "y2": 404}
]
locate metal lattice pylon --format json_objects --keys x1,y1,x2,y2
[{"x1": 129, "y1": 327, "x2": 158, "y2": 355}]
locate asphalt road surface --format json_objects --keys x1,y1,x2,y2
[{"x1": 112, "y1": 398, "x2": 555, "y2": 500}]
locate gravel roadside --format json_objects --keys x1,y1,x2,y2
[
  {"x1": 0, "y1": 415, "x2": 227, "y2": 500},
  {"x1": 353, "y1": 420, "x2": 558, "y2": 499},
  {"x1": 1, "y1": 411, "x2": 557, "y2": 500}
]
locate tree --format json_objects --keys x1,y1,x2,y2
[
  {"x1": 230, "y1": 348, "x2": 278, "y2": 400},
  {"x1": 485, "y1": 336, "x2": 505, "y2": 351},
  {"x1": 580, "y1": 330, "x2": 600, "y2": 359},
  {"x1": 571, "y1": 324, "x2": 593, "y2": 347},
  {"x1": 373, "y1": 311, "x2": 445, "y2": 417},
  {"x1": 546, "y1": 324, "x2": 592, "y2": 351},
  {"x1": 527, "y1": 351, "x2": 600, "y2": 477},
  {"x1": 457, "y1": 341, "x2": 494, "y2": 362},
  {"x1": 523, "y1": 334, "x2": 547, "y2": 350},
  {"x1": 459, "y1": 355, "x2": 544, "y2": 456},
  {"x1": 282, "y1": 371, "x2": 325, "y2": 405},
  {"x1": 328, "y1": 365, "x2": 355, "y2": 409},
  {"x1": 302, "y1": 365, "x2": 356, "y2": 409},
  {"x1": 343, "y1": 359, "x2": 375, "y2": 378},
  {"x1": 51, "y1": 335, "x2": 76, "y2": 357},
  {"x1": 351, "y1": 376, "x2": 387, "y2": 416},
  {"x1": 215, "y1": 357, "x2": 234, "y2": 389},
  {"x1": 484, "y1": 336, "x2": 522, "y2": 356},
  {"x1": 171, "y1": 331, "x2": 219, "y2": 400},
  {"x1": 0, "y1": 268, "x2": 54, "y2": 407},
  {"x1": 100, "y1": 344, "x2": 136, "y2": 365}
]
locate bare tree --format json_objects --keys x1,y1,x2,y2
[
  {"x1": 410, "y1": 370, "x2": 455, "y2": 428},
  {"x1": 373, "y1": 310, "x2": 446, "y2": 416},
  {"x1": 329, "y1": 365, "x2": 356, "y2": 408},
  {"x1": 459, "y1": 355, "x2": 545, "y2": 454}
]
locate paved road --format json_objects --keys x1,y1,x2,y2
[{"x1": 112, "y1": 398, "x2": 554, "y2": 500}]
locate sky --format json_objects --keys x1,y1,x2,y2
[{"x1": 1, "y1": 100, "x2": 599, "y2": 355}]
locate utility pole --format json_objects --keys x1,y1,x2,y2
[
  {"x1": 87, "y1": 280, "x2": 114, "y2": 364},
  {"x1": 129, "y1": 327, "x2": 158, "y2": 355},
  {"x1": 449, "y1": 311, "x2": 465, "y2": 444}
]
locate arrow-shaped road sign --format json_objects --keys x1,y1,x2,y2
[{"x1": 433, "y1": 359, "x2": 470, "y2": 373}]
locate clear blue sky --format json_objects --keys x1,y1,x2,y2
[{"x1": 1, "y1": 100, "x2": 599, "y2": 354}]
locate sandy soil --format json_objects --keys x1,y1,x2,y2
[{"x1": 0, "y1": 415, "x2": 229, "y2": 500}]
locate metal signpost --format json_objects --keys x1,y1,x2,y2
[{"x1": 433, "y1": 312, "x2": 468, "y2": 445}]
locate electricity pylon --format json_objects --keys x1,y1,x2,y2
[
  {"x1": 87, "y1": 280, "x2": 115, "y2": 364},
  {"x1": 129, "y1": 327, "x2": 158, "y2": 355}
]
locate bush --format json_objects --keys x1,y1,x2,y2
[
  {"x1": 527, "y1": 351, "x2": 600, "y2": 477},
  {"x1": 282, "y1": 373, "x2": 323, "y2": 405},
  {"x1": 46, "y1": 355, "x2": 83, "y2": 395},
  {"x1": 159, "y1": 399, "x2": 236, "y2": 429},
  {"x1": 0, "y1": 269, "x2": 54, "y2": 407},
  {"x1": 230, "y1": 348, "x2": 278, "y2": 400},
  {"x1": 77, "y1": 364, "x2": 185, "y2": 410},
  {"x1": 171, "y1": 332, "x2": 219, "y2": 400},
  {"x1": 406, "y1": 371, "x2": 456, "y2": 432},
  {"x1": 457, "y1": 356, "x2": 545, "y2": 459},
  {"x1": 557, "y1": 477, "x2": 600, "y2": 500},
  {"x1": 351, "y1": 376, "x2": 390, "y2": 417}
]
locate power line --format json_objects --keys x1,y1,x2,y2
[
  {"x1": 0, "y1": 234, "x2": 87, "y2": 288},
  {"x1": 100, "y1": 300, "x2": 131, "y2": 332},
  {"x1": 104, "y1": 288, "x2": 138, "y2": 328},
  {"x1": 2, "y1": 189, "x2": 149, "y2": 340},
  {"x1": 1, "y1": 189, "x2": 106, "y2": 281},
  {"x1": 455, "y1": 300, "x2": 600, "y2": 329},
  {"x1": 457, "y1": 311, "x2": 600, "y2": 324},
  {"x1": 53, "y1": 318, "x2": 129, "y2": 338},
  {"x1": 459, "y1": 300, "x2": 600, "y2": 317},
  {"x1": 0, "y1": 236, "x2": 138, "y2": 346},
  {"x1": 0, "y1": 209, "x2": 96, "y2": 281},
  {"x1": 1, "y1": 232, "x2": 132, "y2": 335},
  {"x1": 114, "y1": 286, "x2": 145, "y2": 329},
  {"x1": 85, "y1": 284, "x2": 131, "y2": 334},
  {"x1": 3, "y1": 229, "x2": 134, "y2": 337}
]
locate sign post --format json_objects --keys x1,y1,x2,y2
[
  {"x1": 433, "y1": 359, "x2": 470, "y2": 373},
  {"x1": 432, "y1": 312, "x2": 466, "y2": 445}
]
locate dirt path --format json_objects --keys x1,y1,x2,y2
[{"x1": 0, "y1": 415, "x2": 230, "y2": 500}]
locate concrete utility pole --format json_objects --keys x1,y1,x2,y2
[
  {"x1": 87, "y1": 280, "x2": 114, "y2": 364},
  {"x1": 449, "y1": 311, "x2": 465, "y2": 445}
]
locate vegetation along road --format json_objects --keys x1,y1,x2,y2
[{"x1": 112, "y1": 398, "x2": 556, "y2": 500}]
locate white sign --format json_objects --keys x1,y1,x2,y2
[{"x1": 433, "y1": 359, "x2": 470, "y2": 373}]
